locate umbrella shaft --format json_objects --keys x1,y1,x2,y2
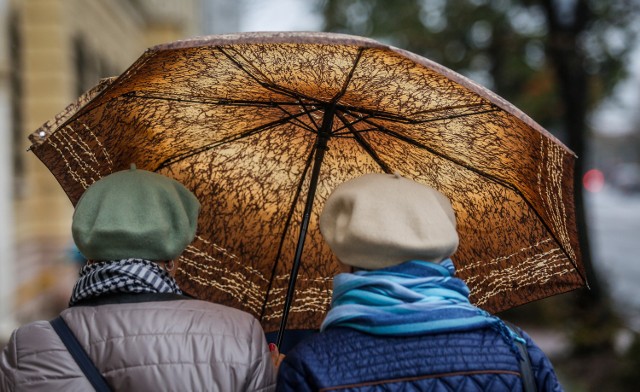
[{"x1": 277, "y1": 105, "x2": 335, "y2": 347}]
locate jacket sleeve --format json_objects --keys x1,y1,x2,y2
[
  {"x1": 244, "y1": 317, "x2": 277, "y2": 392},
  {"x1": 0, "y1": 330, "x2": 17, "y2": 391},
  {"x1": 276, "y1": 354, "x2": 314, "y2": 392},
  {"x1": 521, "y1": 330, "x2": 564, "y2": 392}
]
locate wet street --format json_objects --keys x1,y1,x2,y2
[{"x1": 586, "y1": 187, "x2": 640, "y2": 329}]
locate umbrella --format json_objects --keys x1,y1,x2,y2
[{"x1": 28, "y1": 32, "x2": 586, "y2": 346}]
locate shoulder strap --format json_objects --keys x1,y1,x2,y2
[
  {"x1": 50, "y1": 316, "x2": 112, "y2": 392},
  {"x1": 504, "y1": 321, "x2": 537, "y2": 392}
]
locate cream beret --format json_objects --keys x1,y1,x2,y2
[{"x1": 319, "y1": 173, "x2": 459, "y2": 269}]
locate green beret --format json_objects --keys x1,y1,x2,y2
[{"x1": 72, "y1": 165, "x2": 200, "y2": 261}]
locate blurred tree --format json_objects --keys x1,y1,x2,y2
[{"x1": 318, "y1": 0, "x2": 638, "y2": 354}]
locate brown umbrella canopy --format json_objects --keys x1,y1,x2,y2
[{"x1": 29, "y1": 32, "x2": 585, "y2": 337}]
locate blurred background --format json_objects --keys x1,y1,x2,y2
[{"x1": 0, "y1": 0, "x2": 638, "y2": 390}]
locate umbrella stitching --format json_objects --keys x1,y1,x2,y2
[
  {"x1": 472, "y1": 251, "x2": 572, "y2": 306},
  {"x1": 180, "y1": 269, "x2": 264, "y2": 313},
  {"x1": 28, "y1": 79, "x2": 112, "y2": 148},
  {"x1": 62, "y1": 124, "x2": 108, "y2": 175},
  {"x1": 181, "y1": 269, "x2": 332, "y2": 319},
  {"x1": 458, "y1": 238, "x2": 554, "y2": 272},
  {"x1": 180, "y1": 260, "x2": 332, "y2": 318},
  {"x1": 469, "y1": 249, "x2": 569, "y2": 291},
  {"x1": 182, "y1": 244, "x2": 332, "y2": 316},
  {"x1": 538, "y1": 138, "x2": 575, "y2": 262},
  {"x1": 262, "y1": 295, "x2": 333, "y2": 320},
  {"x1": 460, "y1": 244, "x2": 577, "y2": 307},
  {"x1": 466, "y1": 247, "x2": 566, "y2": 286},
  {"x1": 45, "y1": 134, "x2": 92, "y2": 189},
  {"x1": 536, "y1": 138, "x2": 586, "y2": 286},
  {"x1": 56, "y1": 126, "x2": 101, "y2": 181},
  {"x1": 186, "y1": 240, "x2": 267, "y2": 281},
  {"x1": 187, "y1": 238, "x2": 331, "y2": 283},
  {"x1": 80, "y1": 122, "x2": 114, "y2": 170}
]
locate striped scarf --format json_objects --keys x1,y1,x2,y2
[
  {"x1": 69, "y1": 259, "x2": 182, "y2": 306},
  {"x1": 321, "y1": 259, "x2": 523, "y2": 350}
]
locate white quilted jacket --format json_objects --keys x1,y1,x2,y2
[{"x1": 0, "y1": 298, "x2": 276, "y2": 391}]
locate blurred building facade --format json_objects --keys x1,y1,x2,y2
[{"x1": 0, "y1": 0, "x2": 239, "y2": 342}]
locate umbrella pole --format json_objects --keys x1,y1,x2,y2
[{"x1": 276, "y1": 105, "x2": 335, "y2": 348}]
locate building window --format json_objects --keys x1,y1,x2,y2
[
  {"x1": 73, "y1": 36, "x2": 116, "y2": 96},
  {"x1": 8, "y1": 10, "x2": 24, "y2": 197}
]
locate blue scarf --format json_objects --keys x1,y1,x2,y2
[{"x1": 321, "y1": 259, "x2": 524, "y2": 350}]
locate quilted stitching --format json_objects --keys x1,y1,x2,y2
[{"x1": 277, "y1": 326, "x2": 562, "y2": 391}]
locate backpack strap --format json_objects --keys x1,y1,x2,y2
[
  {"x1": 50, "y1": 316, "x2": 112, "y2": 392},
  {"x1": 504, "y1": 321, "x2": 537, "y2": 392}
]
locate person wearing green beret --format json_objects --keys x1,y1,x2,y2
[{"x1": 0, "y1": 166, "x2": 277, "y2": 391}]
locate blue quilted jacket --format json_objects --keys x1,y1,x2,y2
[{"x1": 276, "y1": 326, "x2": 562, "y2": 391}]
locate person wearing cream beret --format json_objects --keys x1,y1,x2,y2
[{"x1": 277, "y1": 173, "x2": 562, "y2": 392}]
